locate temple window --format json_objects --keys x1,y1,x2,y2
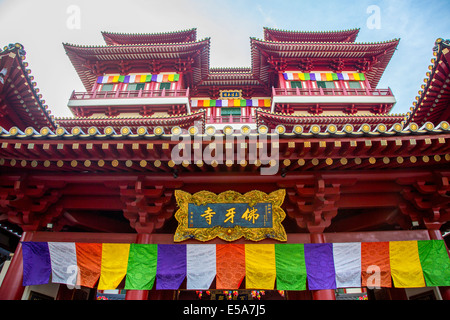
[
  {"x1": 348, "y1": 81, "x2": 362, "y2": 89},
  {"x1": 160, "y1": 82, "x2": 171, "y2": 90},
  {"x1": 317, "y1": 81, "x2": 335, "y2": 89},
  {"x1": 221, "y1": 107, "x2": 241, "y2": 117},
  {"x1": 127, "y1": 83, "x2": 145, "y2": 91},
  {"x1": 291, "y1": 81, "x2": 302, "y2": 89},
  {"x1": 100, "y1": 84, "x2": 114, "y2": 91}
]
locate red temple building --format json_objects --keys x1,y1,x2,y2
[{"x1": 0, "y1": 28, "x2": 449, "y2": 301}]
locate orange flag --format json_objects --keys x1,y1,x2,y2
[
  {"x1": 75, "y1": 243, "x2": 102, "y2": 288},
  {"x1": 361, "y1": 242, "x2": 391, "y2": 288},
  {"x1": 216, "y1": 244, "x2": 245, "y2": 289}
]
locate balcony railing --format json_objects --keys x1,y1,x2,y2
[
  {"x1": 206, "y1": 115, "x2": 254, "y2": 124},
  {"x1": 70, "y1": 88, "x2": 189, "y2": 100},
  {"x1": 273, "y1": 87, "x2": 393, "y2": 97}
]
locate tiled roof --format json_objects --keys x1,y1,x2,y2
[
  {"x1": 263, "y1": 27, "x2": 360, "y2": 43},
  {"x1": 0, "y1": 43, "x2": 56, "y2": 130},
  {"x1": 406, "y1": 38, "x2": 450, "y2": 126}
]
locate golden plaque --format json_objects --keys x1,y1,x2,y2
[{"x1": 174, "y1": 189, "x2": 287, "y2": 242}]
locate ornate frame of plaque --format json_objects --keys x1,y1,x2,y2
[{"x1": 174, "y1": 189, "x2": 287, "y2": 242}]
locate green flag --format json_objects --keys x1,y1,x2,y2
[
  {"x1": 125, "y1": 244, "x2": 158, "y2": 290},
  {"x1": 275, "y1": 244, "x2": 307, "y2": 290},
  {"x1": 418, "y1": 240, "x2": 450, "y2": 287}
]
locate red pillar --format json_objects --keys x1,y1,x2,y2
[
  {"x1": 124, "y1": 233, "x2": 151, "y2": 300},
  {"x1": 427, "y1": 228, "x2": 450, "y2": 300},
  {"x1": 0, "y1": 232, "x2": 34, "y2": 300},
  {"x1": 310, "y1": 233, "x2": 336, "y2": 300}
]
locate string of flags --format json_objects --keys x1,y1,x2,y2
[
  {"x1": 191, "y1": 99, "x2": 271, "y2": 108},
  {"x1": 21, "y1": 240, "x2": 450, "y2": 291},
  {"x1": 97, "y1": 74, "x2": 180, "y2": 84},
  {"x1": 283, "y1": 72, "x2": 366, "y2": 82}
]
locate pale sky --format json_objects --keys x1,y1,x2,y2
[{"x1": 0, "y1": 0, "x2": 449, "y2": 118}]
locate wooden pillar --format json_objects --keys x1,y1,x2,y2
[
  {"x1": 0, "y1": 231, "x2": 34, "y2": 300},
  {"x1": 124, "y1": 233, "x2": 151, "y2": 300},
  {"x1": 309, "y1": 233, "x2": 336, "y2": 300},
  {"x1": 278, "y1": 72, "x2": 286, "y2": 89}
]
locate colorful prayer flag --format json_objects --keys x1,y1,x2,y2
[
  {"x1": 275, "y1": 244, "x2": 307, "y2": 291},
  {"x1": 187, "y1": 244, "x2": 216, "y2": 290},
  {"x1": 333, "y1": 242, "x2": 361, "y2": 288},
  {"x1": 22, "y1": 242, "x2": 51, "y2": 286},
  {"x1": 389, "y1": 241, "x2": 425, "y2": 288},
  {"x1": 361, "y1": 242, "x2": 391, "y2": 288},
  {"x1": 48, "y1": 242, "x2": 78, "y2": 286},
  {"x1": 418, "y1": 240, "x2": 450, "y2": 287},
  {"x1": 156, "y1": 244, "x2": 186, "y2": 290},
  {"x1": 75, "y1": 243, "x2": 102, "y2": 288},
  {"x1": 98, "y1": 243, "x2": 130, "y2": 290},
  {"x1": 125, "y1": 244, "x2": 158, "y2": 290},
  {"x1": 216, "y1": 244, "x2": 245, "y2": 289},
  {"x1": 304, "y1": 243, "x2": 336, "y2": 290},
  {"x1": 245, "y1": 244, "x2": 276, "y2": 289}
]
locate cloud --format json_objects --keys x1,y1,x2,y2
[{"x1": 256, "y1": 4, "x2": 277, "y2": 28}]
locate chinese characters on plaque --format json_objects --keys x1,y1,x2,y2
[{"x1": 189, "y1": 203, "x2": 273, "y2": 229}]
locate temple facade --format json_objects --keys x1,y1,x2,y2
[{"x1": 0, "y1": 28, "x2": 449, "y2": 301}]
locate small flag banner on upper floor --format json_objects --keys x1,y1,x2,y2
[
  {"x1": 97, "y1": 74, "x2": 180, "y2": 84},
  {"x1": 21, "y1": 240, "x2": 450, "y2": 291},
  {"x1": 191, "y1": 99, "x2": 271, "y2": 108},
  {"x1": 283, "y1": 72, "x2": 365, "y2": 82}
]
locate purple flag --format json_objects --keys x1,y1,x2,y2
[
  {"x1": 22, "y1": 242, "x2": 51, "y2": 286},
  {"x1": 123, "y1": 75, "x2": 130, "y2": 83},
  {"x1": 156, "y1": 245, "x2": 186, "y2": 290},
  {"x1": 304, "y1": 243, "x2": 336, "y2": 290},
  {"x1": 337, "y1": 73, "x2": 344, "y2": 80},
  {"x1": 283, "y1": 73, "x2": 289, "y2": 81},
  {"x1": 151, "y1": 74, "x2": 158, "y2": 82},
  {"x1": 309, "y1": 73, "x2": 316, "y2": 81},
  {"x1": 216, "y1": 100, "x2": 222, "y2": 107},
  {"x1": 97, "y1": 76, "x2": 103, "y2": 84}
]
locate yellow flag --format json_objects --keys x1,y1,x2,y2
[
  {"x1": 389, "y1": 241, "x2": 425, "y2": 288},
  {"x1": 98, "y1": 243, "x2": 130, "y2": 290},
  {"x1": 245, "y1": 244, "x2": 276, "y2": 289}
]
